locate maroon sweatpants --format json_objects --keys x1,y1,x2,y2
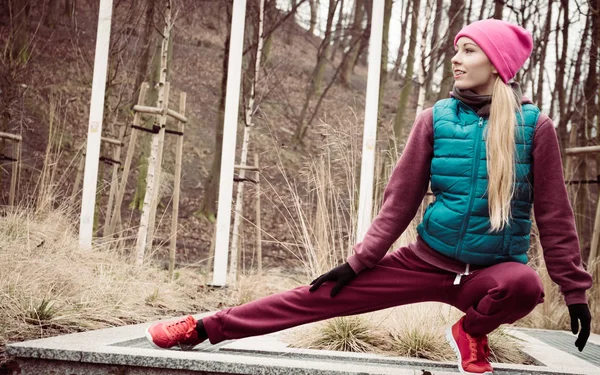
[{"x1": 202, "y1": 244, "x2": 545, "y2": 344}]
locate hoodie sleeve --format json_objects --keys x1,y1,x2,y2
[
  {"x1": 347, "y1": 108, "x2": 434, "y2": 273},
  {"x1": 532, "y1": 114, "x2": 593, "y2": 305}
]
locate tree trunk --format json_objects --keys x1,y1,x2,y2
[
  {"x1": 309, "y1": 0, "x2": 318, "y2": 34},
  {"x1": 261, "y1": 0, "x2": 277, "y2": 61},
  {"x1": 45, "y1": 0, "x2": 60, "y2": 28},
  {"x1": 132, "y1": 0, "x2": 156, "y2": 104},
  {"x1": 493, "y1": 0, "x2": 503, "y2": 19},
  {"x1": 436, "y1": 0, "x2": 465, "y2": 100},
  {"x1": 340, "y1": 0, "x2": 364, "y2": 87},
  {"x1": 392, "y1": 0, "x2": 421, "y2": 142},
  {"x1": 555, "y1": 0, "x2": 570, "y2": 159},
  {"x1": 478, "y1": 0, "x2": 488, "y2": 19},
  {"x1": 356, "y1": 0, "x2": 372, "y2": 67},
  {"x1": 533, "y1": 0, "x2": 553, "y2": 108},
  {"x1": 377, "y1": 0, "x2": 393, "y2": 115},
  {"x1": 416, "y1": 0, "x2": 433, "y2": 114},
  {"x1": 584, "y1": 0, "x2": 600, "y2": 259},
  {"x1": 11, "y1": 0, "x2": 31, "y2": 63},
  {"x1": 133, "y1": 0, "x2": 174, "y2": 211},
  {"x1": 197, "y1": 4, "x2": 232, "y2": 221},
  {"x1": 390, "y1": 0, "x2": 411, "y2": 81},
  {"x1": 293, "y1": 0, "x2": 338, "y2": 144},
  {"x1": 423, "y1": 0, "x2": 443, "y2": 100},
  {"x1": 329, "y1": 0, "x2": 345, "y2": 61},
  {"x1": 466, "y1": 0, "x2": 473, "y2": 24}
]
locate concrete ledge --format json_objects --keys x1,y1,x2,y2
[{"x1": 6, "y1": 314, "x2": 600, "y2": 375}]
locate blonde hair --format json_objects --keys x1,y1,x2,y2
[{"x1": 487, "y1": 76, "x2": 523, "y2": 232}]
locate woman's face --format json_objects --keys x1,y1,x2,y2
[{"x1": 451, "y1": 37, "x2": 498, "y2": 95}]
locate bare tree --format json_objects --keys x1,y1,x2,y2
[
  {"x1": 329, "y1": 0, "x2": 345, "y2": 61},
  {"x1": 340, "y1": 0, "x2": 365, "y2": 87},
  {"x1": 436, "y1": 0, "x2": 465, "y2": 100},
  {"x1": 555, "y1": 0, "x2": 570, "y2": 156},
  {"x1": 197, "y1": 2, "x2": 233, "y2": 222},
  {"x1": 492, "y1": 0, "x2": 503, "y2": 19},
  {"x1": 393, "y1": 0, "x2": 421, "y2": 142},
  {"x1": 423, "y1": 0, "x2": 443, "y2": 100},
  {"x1": 533, "y1": 0, "x2": 553, "y2": 108},
  {"x1": 378, "y1": 0, "x2": 393, "y2": 112},
  {"x1": 391, "y1": 0, "x2": 411, "y2": 81},
  {"x1": 309, "y1": 0, "x2": 319, "y2": 34},
  {"x1": 294, "y1": 0, "x2": 338, "y2": 144}
]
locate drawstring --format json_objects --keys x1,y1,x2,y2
[{"x1": 453, "y1": 264, "x2": 470, "y2": 285}]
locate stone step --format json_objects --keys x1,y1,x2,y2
[{"x1": 6, "y1": 314, "x2": 600, "y2": 375}]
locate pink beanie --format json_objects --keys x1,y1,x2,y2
[{"x1": 454, "y1": 19, "x2": 533, "y2": 83}]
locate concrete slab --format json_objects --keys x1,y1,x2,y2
[{"x1": 6, "y1": 314, "x2": 600, "y2": 375}]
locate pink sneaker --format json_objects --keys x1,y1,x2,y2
[
  {"x1": 145, "y1": 315, "x2": 205, "y2": 350},
  {"x1": 446, "y1": 317, "x2": 493, "y2": 374}
]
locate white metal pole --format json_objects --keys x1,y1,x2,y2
[
  {"x1": 212, "y1": 0, "x2": 248, "y2": 286},
  {"x1": 355, "y1": 0, "x2": 385, "y2": 243},
  {"x1": 79, "y1": 0, "x2": 114, "y2": 249}
]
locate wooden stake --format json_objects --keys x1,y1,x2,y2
[
  {"x1": 72, "y1": 151, "x2": 85, "y2": 201},
  {"x1": 106, "y1": 82, "x2": 149, "y2": 236},
  {"x1": 8, "y1": 141, "x2": 19, "y2": 206},
  {"x1": 229, "y1": 127, "x2": 251, "y2": 284},
  {"x1": 169, "y1": 92, "x2": 186, "y2": 280},
  {"x1": 589, "y1": 193, "x2": 600, "y2": 265},
  {"x1": 254, "y1": 153, "x2": 262, "y2": 275},
  {"x1": 103, "y1": 124, "x2": 126, "y2": 236}
]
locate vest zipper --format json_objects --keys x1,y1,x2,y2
[{"x1": 454, "y1": 117, "x2": 484, "y2": 259}]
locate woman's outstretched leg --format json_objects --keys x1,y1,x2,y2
[
  {"x1": 146, "y1": 244, "x2": 456, "y2": 349},
  {"x1": 203, "y1": 245, "x2": 455, "y2": 344}
]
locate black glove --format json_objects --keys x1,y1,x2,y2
[
  {"x1": 568, "y1": 303, "x2": 591, "y2": 352},
  {"x1": 309, "y1": 263, "x2": 357, "y2": 297}
]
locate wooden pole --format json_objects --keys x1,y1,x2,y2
[
  {"x1": 72, "y1": 151, "x2": 85, "y2": 201},
  {"x1": 0, "y1": 132, "x2": 22, "y2": 142},
  {"x1": 589, "y1": 193, "x2": 600, "y2": 265},
  {"x1": 566, "y1": 145, "x2": 600, "y2": 155},
  {"x1": 212, "y1": 0, "x2": 248, "y2": 287},
  {"x1": 229, "y1": 128, "x2": 250, "y2": 283},
  {"x1": 106, "y1": 83, "x2": 149, "y2": 236},
  {"x1": 8, "y1": 141, "x2": 19, "y2": 206},
  {"x1": 169, "y1": 92, "x2": 186, "y2": 280},
  {"x1": 79, "y1": 0, "x2": 114, "y2": 250},
  {"x1": 103, "y1": 125, "x2": 126, "y2": 236},
  {"x1": 356, "y1": 0, "x2": 385, "y2": 243},
  {"x1": 254, "y1": 153, "x2": 262, "y2": 275}
]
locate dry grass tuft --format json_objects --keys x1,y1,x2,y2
[
  {"x1": 287, "y1": 303, "x2": 529, "y2": 364},
  {"x1": 289, "y1": 315, "x2": 388, "y2": 353},
  {"x1": 0, "y1": 206, "x2": 207, "y2": 346}
]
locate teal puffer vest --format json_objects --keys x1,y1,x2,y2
[{"x1": 417, "y1": 98, "x2": 540, "y2": 266}]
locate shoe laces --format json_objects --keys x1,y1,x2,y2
[
  {"x1": 468, "y1": 334, "x2": 490, "y2": 361},
  {"x1": 166, "y1": 316, "x2": 195, "y2": 339}
]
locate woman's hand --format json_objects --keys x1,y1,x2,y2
[
  {"x1": 309, "y1": 263, "x2": 357, "y2": 297},
  {"x1": 568, "y1": 303, "x2": 591, "y2": 352}
]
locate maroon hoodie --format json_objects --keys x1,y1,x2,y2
[{"x1": 347, "y1": 97, "x2": 593, "y2": 305}]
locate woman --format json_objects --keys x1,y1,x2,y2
[{"x1": 146, "y1": 19, "x2": 593, "y2": 375}]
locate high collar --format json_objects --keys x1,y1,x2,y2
[{"x1": 450, "y1": 82, "x2": 524, "y2": 117}]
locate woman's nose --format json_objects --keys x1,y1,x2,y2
[{"x1": 451, "y1": 52, "x2": 460, "y2": 65}]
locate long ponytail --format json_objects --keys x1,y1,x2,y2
[{"x1": 487, "y1": 76, "x2": 523, "y2": 232}]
